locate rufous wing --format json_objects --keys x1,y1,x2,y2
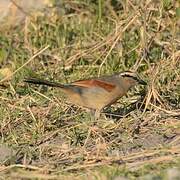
[{"x1": 72, "y1": 79, "x2": 116, "y2": 92}]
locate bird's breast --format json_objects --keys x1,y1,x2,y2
[{"x1": 61, "y1": 85, "x2": 126, "y2": 110}]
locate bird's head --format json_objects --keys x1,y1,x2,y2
[{"x1": 118, "y1": 71, "x2": 147, "y2": 89}]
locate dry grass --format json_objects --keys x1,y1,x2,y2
[{"x1": 0, "y1": 0, "x2": 180, "y2": 179}]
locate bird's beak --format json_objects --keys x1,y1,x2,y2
[{"x1": 138, "y1": 78, "x2": 147, "y2": 85}]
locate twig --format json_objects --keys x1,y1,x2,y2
[{"x1": 0, "y1": 46, "x2": 49, "y2": 83}]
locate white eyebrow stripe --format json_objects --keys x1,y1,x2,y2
[{"x1": 120, "y1": 71, "x2": 136, "y2": 77}]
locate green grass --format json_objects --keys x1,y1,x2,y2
[{"x1": 0, "y1": 0, "x2": 179, "y2": 179}]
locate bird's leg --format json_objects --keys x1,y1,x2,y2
[
  {"x1": 89, "y1": 109, "x2": 96, "y2": 121},
  {"x1": 94, "y1": 110, "x2": 101, "y2": 120},
  {"x1": 89, "y1": 109, "x2": 101, "y2": 120}
]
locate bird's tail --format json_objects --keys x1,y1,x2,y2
[{"x1": 24, "y1": 78, "x2": 65, "y2": 88}]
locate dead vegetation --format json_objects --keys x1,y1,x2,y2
[{"x1": 0, "y1": 0, "x2": 179, "y2": 179}]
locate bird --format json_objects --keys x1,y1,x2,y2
[{"x1": 24, "y1": 71, "x2": 147, "y2": 119}]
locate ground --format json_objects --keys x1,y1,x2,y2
[{"x1": 0, "y1": 0, "x2": 179, "y2": 179}]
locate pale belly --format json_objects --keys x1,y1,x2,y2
[{"x1": 74, "y1": 87, "x2": 124, "y2": 110}]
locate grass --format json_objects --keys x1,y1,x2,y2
[{"x1": 0, "y1": 0, "x2": 180, "y2": 179}]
